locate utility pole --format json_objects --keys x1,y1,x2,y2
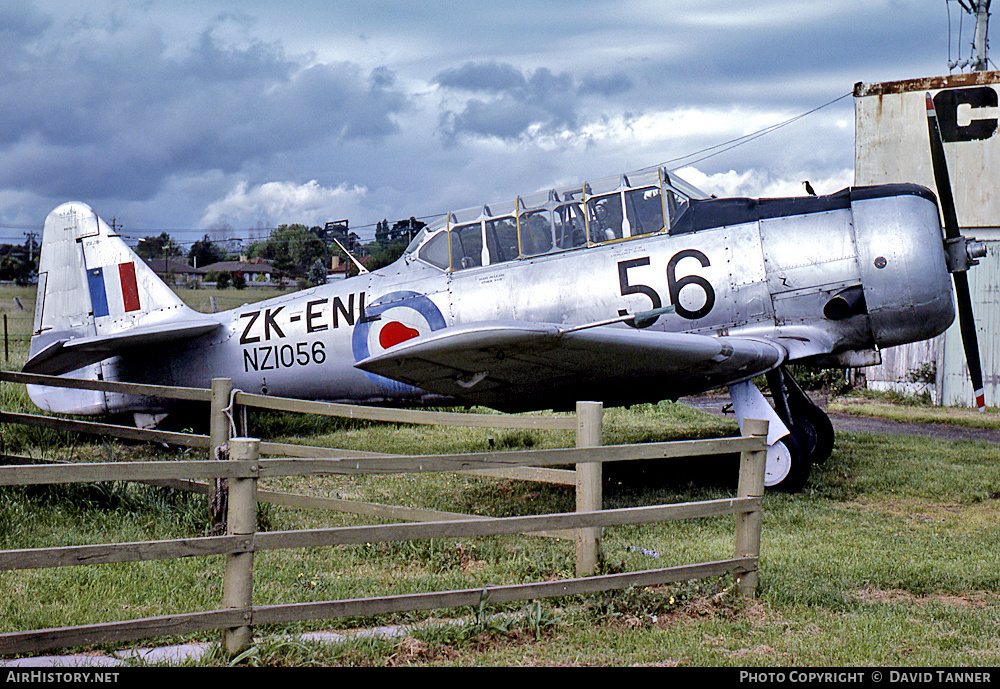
[
  {"x1": 23, "y1": 232, "x2": 37, "y2": 262},
  {"x1": 972, "y1": 0, "x2": 992, "y2": 71},
  {"x1": 956, "y1": 0, "x2": 992, "y2": 71}
]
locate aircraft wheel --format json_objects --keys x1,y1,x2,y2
[
  {"x1": 789, "y1": 404, "x2": 835, "y2": 465},
  {"x1": 763, "y1": 434, "x2": 811, "y2": 493}
]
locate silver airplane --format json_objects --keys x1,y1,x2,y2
[{"x1": 22, "y1": 95, "x2": 986, "y2": 491}]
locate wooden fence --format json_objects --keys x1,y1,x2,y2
[{"x1": 0, "y1": 371, "x2": 768, "y2": 656}]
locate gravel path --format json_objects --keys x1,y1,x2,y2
[{"x1": 680, "y1": 394, "x2": 1000, "y2": 445}]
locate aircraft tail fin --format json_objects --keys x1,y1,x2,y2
[{"x1": 25, "y1": 202, "x2": 218, "y2": 414}]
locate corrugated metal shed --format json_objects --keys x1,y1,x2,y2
[
  {"x1": 854, "y1": 72, "x2": 1000, "y2": 408},
  {"x1": 940, "y1": 243, "x2": 1000, "y2": 405}
]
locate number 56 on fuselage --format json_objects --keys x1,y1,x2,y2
[{"x1": 23, "y1": 162, "x2": 984, "y2": 491}]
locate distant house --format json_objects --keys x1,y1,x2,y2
[
  {"x1": 201, "y1": 258, "x2": 275, "y2": 283},
  {"x1": 328, "y1": 255, "x2": 349, "y2": 280},
  {"x1": 142, "y1": 257, "x2": 207, "y2": 286}
]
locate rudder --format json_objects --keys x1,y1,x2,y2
[{"x1": 27, "y1": 202, "x2": 202, "y2": 414}]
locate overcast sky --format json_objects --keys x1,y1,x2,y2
[{"x1": 0, "y1": 1, "x2": 981, "y2": 247}]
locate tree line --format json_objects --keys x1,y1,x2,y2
[
  {"x1": 135, "y1": 216, "x2": 426, "y2": 287},
  {"x1": 0, "y1": 215, "x2": 427, "y2": 289},
  {"x1": 0, "y1": 236, "x2": 39, "y2": 285}
]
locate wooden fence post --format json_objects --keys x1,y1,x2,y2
[
  {"x1": 574, "y1": 401, "x2": 603, "y2": 576},
  {"x1": 734, "y1": 418, "x2": 768, "y2": 597},
  {"x1": 222, "y1": 436, "x2": 259, "y2": 655},
  {"x1": 210, "y1": 378, "x2": 233, "y2": 531}
]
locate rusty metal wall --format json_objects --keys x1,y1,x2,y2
[
  {"x1": 855, "y1": 72, "x2": 1000, "y2": 232},
  {"x1": 854, "y1": 73, "x2": 1000, "y2": 407}
]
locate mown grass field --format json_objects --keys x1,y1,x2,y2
[{"x1": 0, "y1": 283, "x2": 999, "y2": 667}]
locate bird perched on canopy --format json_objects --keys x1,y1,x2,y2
[{"x1": 803, "y1": 181, "x2": 816, "y2": 196}]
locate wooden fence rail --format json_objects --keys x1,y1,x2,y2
[{"x1": 0, "y1": 371, "x2": 769, "y2": 657}]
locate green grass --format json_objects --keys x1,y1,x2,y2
[
  {"x1": 2, "y1": 282, "x2": 1000, "y2": 666},
  {"x1": 830, "y1": 393, "x2": 1000, "y2": 429},
  {"x1": 0, "y1": 282, "x2": 293, "y2": 372},
  {"x1": 3, "y1": 411, "x2": 1000, "y2": 667},
  {"x1": 167, "y1": 283, "x2": 297, "y2": 315}
]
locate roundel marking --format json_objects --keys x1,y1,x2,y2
[
  {"x1": 379, "y1": 321, "x2": 420, "y2": 349},
  {"x1": 352, "y1": 290, "x2": 447, "y2": 389}
]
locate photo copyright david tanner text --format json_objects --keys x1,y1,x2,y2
[{"x1": 740, "y1": 670, "x2": 993, "y2": 683}]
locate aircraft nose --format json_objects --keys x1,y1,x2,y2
[{"x1": 851, "y1": 186, "x2": 956, "y2": 348}]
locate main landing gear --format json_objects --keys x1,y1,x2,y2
[
  {"x1": 766, "y1": 367, "x2": 835, "y2": 467},
  {"x1": 728, "y1": 367, "x2": 835, "y2": 492}
]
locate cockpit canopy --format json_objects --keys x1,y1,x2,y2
[{"x1": 407, "y1": 168, "x2": 706, "y2": 271}]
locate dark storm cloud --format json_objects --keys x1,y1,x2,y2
[
  {"x1": 0, "y1": 3, "x2": 51, "y2": 41},
  {"x1": 435, "y1": 60, "x2": 634, "y2": 141},
  {"x1": 434, "y1": 61, "x2": 528, "y2": 93},
  {"x1": 0, "y1": 12, "x2": 410, "y2": 202},
  {"x1": 578, "y1": 72, "x2": 634, "y2": 98}
]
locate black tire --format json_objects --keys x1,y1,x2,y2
[{"x1": 789, "y1": 403, "x2": 835, "y2": 465}]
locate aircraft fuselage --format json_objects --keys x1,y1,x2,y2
[{"x1": 104, "y1": 183, "x2": 952, "y2": 413}]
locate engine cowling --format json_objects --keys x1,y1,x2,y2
[{"x1": 851, "y1": 185, "x2": 956, "y2": 349}]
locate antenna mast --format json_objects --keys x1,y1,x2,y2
[
  {"x1": 972, "y1": 0, "x2": 991, "y2": 70},
  {"x1": 956, "y1": 0, "x2": 992, "y2": 71}
]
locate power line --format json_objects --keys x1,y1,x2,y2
[{"x1": 644, "y1": 92, "x2": 853, "y2": 172}]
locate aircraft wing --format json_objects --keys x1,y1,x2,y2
[
  {"x1": 23, "y1": 319, "x2": 222, "y2": 376},
  {"x1": 355, "y1": 321, "x2": 787, "y2": 411}
]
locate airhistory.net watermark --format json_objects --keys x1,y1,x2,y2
[{"x1": 4, "y1": 671, "x2": 120, "y2": 683}]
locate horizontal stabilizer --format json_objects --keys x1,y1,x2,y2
[{"x1": 23, "y1": 318, "x2": 221, "y2": 376}]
